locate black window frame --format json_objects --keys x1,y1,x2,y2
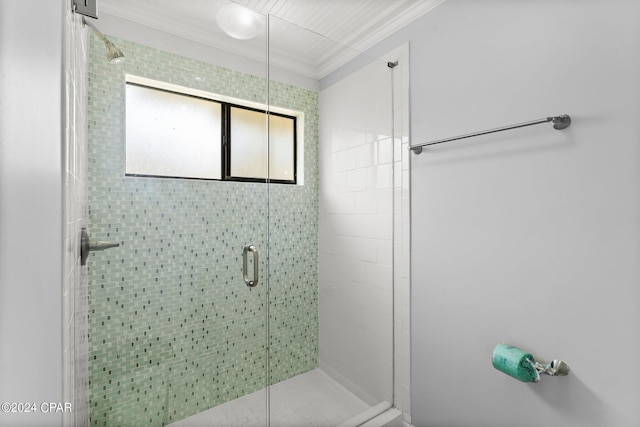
[
  {"x1": 222, "y1": 103, "x2": 297, "y2": 185},
  {"x1": 125, "y1": 81, "x2": 298, "y2": 185}
]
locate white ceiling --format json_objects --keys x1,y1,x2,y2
[{"x1": 99, "y1": 0, "x2": 445, "y2": 79}]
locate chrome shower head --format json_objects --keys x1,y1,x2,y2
[
  {"x1": 103, "y1": 39, "x2": 125, "y2": 64},
  {"x1": 83, "y1": 17, "x2": 125, "y2": 64}
]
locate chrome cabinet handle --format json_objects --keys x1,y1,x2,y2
[
  {"x1": 242, "y1": 245, "x2": 259, "y2": 287},
  {"x1": 80, "y1": 227, "x2": 120, "y2": 266}
]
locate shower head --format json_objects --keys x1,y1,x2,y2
[
  {"x1": 82, "y1": 17, "x2": 125, "y2": 64},
  {"x1": 103, "y1": 39, "x2": 125, "y2": 64}
]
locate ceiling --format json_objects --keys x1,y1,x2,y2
[{"x1": 99, "y1": 0, "x2": 445, "y2": 79}]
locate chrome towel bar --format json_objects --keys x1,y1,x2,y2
[{"x1": 410, "y1": 115, "x2": 571, "y2": 154}]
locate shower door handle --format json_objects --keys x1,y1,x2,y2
[{"x1": 242, "y1": 245, "x2": 259, "y2": 287}]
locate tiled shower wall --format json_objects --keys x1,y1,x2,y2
[
  {"x1": 87, "y1": 35, "x2": 319, "y2": 426},
  {"x1": 62, "y1": 9, "x2": 90, "y2": 427}
]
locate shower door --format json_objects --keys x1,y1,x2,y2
[
  {"x1": 81, "y1": 3, "x2": 399, "y2": 426},
  {"x1": 84, "y1": 9, "x2": 272, "y2": 426},
  {"x1": 264, "y1": 16, "x2": 398, "y2": 427}
]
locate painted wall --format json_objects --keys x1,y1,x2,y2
[
  {"x1": 0, "y1": 1, "x2": 64, "y2": 426},
  {"x1": 343, "y1": 0, "x2": 640, "y2": 425}
]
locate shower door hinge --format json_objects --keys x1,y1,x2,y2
[{"x1": 72, "y1": 0, "x2": 98, "y2": 19}]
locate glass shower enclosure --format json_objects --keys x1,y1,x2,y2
[{"x1": 77, "y1": 2, "x2": 397, "y2": 425}]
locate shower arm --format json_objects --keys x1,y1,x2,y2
[
  {"x1": 82, "y1": 17, "x2": 108, "y2": 43},
  {"x1": 82, "y1": 17, "x2": 125, "y2": 64}
]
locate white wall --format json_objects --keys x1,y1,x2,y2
[
  {"x1": 0, "y1": 1, "x2": 64, "y2": 426},
  {"x1": 404, "y1": 1, "x2": 640, "y2": 426}
]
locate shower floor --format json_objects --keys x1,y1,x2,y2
[{"x1": 167, "y1": 368, "x2": 370, "y2": 427}]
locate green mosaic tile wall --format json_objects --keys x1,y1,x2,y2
[{"x1": 87, "y1": 35, "x2": 319, "y2": 426}]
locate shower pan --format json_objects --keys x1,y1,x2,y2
[{"x1": 74, "y1": 3, "x2": 407, "y2": 426}]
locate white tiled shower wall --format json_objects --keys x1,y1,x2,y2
[
  {"x1": 318, "y1": 45, "x2": 411, "y2": 421},
  {"x1": 62, "y1": 8, "x2": 90, "y2": 427}
]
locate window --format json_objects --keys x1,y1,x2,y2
[
  {"x1": 126, "y1": 83, "x2": 223, "y2": 180},
  {"x1": 125, "y1": 76, "x2": 299, "y2": 184},
  {"x1": 228, "y1": 106, "x2": 296, "y2": 182}
]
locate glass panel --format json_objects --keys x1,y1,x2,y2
[
  {"x1": 125, "y1": 84, "x2": 222, "y2": 179},
  {"x1": 266, "y1": 14, "x2": 395, "y2": 426},
  {"x1": 268, "y1": 114, "x2": 295, "y2": 181},
  {"x1": 85, "y1": 1, "x2": 270, "y2": 426},
  {"x1": 230, "y1": 106, "x2": 268, "y2": 179}
]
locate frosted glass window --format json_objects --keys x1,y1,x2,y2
[
  {"x1": 126, "y1": 83, "x2": 222, "y2": 179},
  {"x1": 230, "y1": 107, "x2": 295, "y2": 182},
  {"x1": 124, "y1": 77, "x2": 298, "y2": 184},
  {"x1": 230, "y1": 107, "x2": 268, "y2": 179},
  {"x1": 269, "y1": 114, "x2": 296, "y2": 181}
]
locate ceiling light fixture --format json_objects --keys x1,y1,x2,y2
[{"x1": 216, "y1": 3, "x2": 265, "y2": 40}]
